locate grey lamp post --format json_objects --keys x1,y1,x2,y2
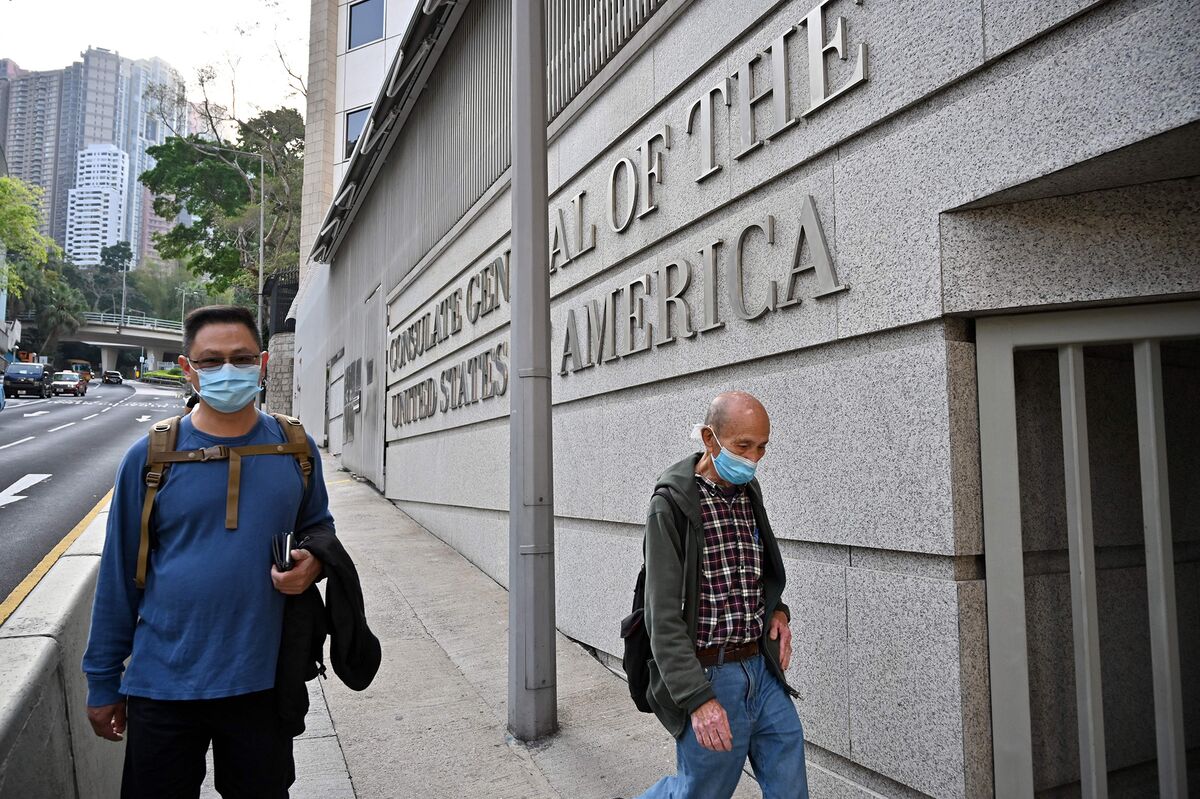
[
  {"x1": 177, "y1": 285, "x2": 201, "y2": 322},
  {"x1": 204, "y1": 144, "x2": 266, "y2": 332},
  {"x1": 119, "y1": 262, "x2": 128, "y2": 331},
  {"x1": 507, "y1": 0, "x2": 557, "y2": 741}
]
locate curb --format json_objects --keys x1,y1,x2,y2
[{"x1": 0, "y1": 490, "x2": 111, "y2": 627}]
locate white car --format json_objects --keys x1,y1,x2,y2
[{"x1": 51, "y1": 370, "x2": 88, "y2": 396}]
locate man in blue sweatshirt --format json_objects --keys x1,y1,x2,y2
[{"x1": 83, "y1": 305, "x2": 332, "y2": 799}]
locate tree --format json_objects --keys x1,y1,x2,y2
[
  {"x1": 0, "y1": 176, "x2": 59, "y2": 298},
  {"x1": 100, "y1": 241, "x2": 134, "y2": 274},
  {"x1": 129, "y1": 259, "x2": 238, "y2": 321},
  {"x1": 99, "y1": 241, "x2": 135, "y2": 313},
  {"x1": 7, "y1": 251, "x2": 88, "y2": 354},
  {"x1": 139, "y1": 107, "x2": 305, "y2": 293},
  {"x1": 63, "y1": 241, "x2": 134, "y2": 313}
]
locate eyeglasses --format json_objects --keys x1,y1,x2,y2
[{"x1": 186, "y1": 355, "x2": 262, "y2": 373}]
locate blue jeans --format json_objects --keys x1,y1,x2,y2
[{"x1": 638, "y1": 654, "x2": 809, "y2": 799}]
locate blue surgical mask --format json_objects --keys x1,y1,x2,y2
[
  {"x1": 708, "y1": 429, "x2": 758, "y2": 485},
  {"x1": 197, "y1": 363, "x2": 262, "y2": 413}
]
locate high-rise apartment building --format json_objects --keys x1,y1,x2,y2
[
  {"x1": 0, "y1": 59, "x2": 25, "y2": 149},
  {"x1": 3, "y1": 69, "x2": 64, "y2": 237},
  {"x1": 65, "y1": 144, "x2": 128, "y2": 267},
  {"x1": 80, "y1": 48, "x2": 126, "y2": 149},
  {"x1": 123, "y1": 57, "x2": 186, "y2": 264},
  {"x1": 0, "y1": 48, "x2": 186, "y2": 265},
  {"x1": 52, "y1": 62, "x2": 84, "y2": 244},
  {"x1": 138, "y1": 185, "x2": 172, "y2": 261}
]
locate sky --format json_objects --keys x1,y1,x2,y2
[{"x1": 0, "y1": 0, "x2": 309, "y2": 121}]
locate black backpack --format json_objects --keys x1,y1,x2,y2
[{"x1": 620, "y1": 486, "x2": 687, "y2": 713}]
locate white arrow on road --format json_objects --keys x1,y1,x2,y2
[
  {"x1": 23, "y1": 410, "x2": 49, "y2": 417},
  {"x1": 0, "y1": 474, "x2": 51, "y2": 509},
  {"x1": 136, "y1": 415, "x2": 152, "y2": 423}
]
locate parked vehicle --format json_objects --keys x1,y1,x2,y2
[
  {"x1": 52, "y1": 371, "x2": 88, "y2": 396},
  {"x1": 3, "y1": 362, "x2": 54, "y2": 398},
  {"x1": 102, "y1": 370, "x2": 124, "y2": 384}
]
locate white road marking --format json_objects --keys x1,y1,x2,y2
[
  {"x1": 47, "y1": 422, "x2": 76, "y2": 432},
  {"x1": 83, "y1": 414, "x2": 99, "y2": 420},
  {"x1": 101, "y1": 407, "x2": 111, "y2": 413},
  {"x1": 22, "y1": 410, "x2": 49, "y2": 417},
  {"x1": 0, "y1": 437, "x2": 35, "y2": 451},
  {"x1": 0, "y1": 473, "x2": 52, "y2": 508},
  {"x1": 135, "y1": 415, "x2": 151, "y2": 422},
  {"x1": 6, "y1": 397, "x2": 51, "y2": 408}
]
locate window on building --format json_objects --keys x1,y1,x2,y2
[
  {"x1": 348, "y1": 0, "x2": 384, "y2": 50},
  {"x1": 344, "y1": 107, "x2": 370, "y2": 159}
]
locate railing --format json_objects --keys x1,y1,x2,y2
[
  {"x1": 17, "y1": 312, "x2": 183, "y2": 334},
  {"x1": 80, "y1": 312, "x2": 183, "y2": 333},
  {"x1": 547, "y1": 0, "x2": 667, "y2": 120}
]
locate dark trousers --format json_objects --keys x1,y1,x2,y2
[{"x1": 122, "y1": 690, "x2": 295, "y2": 799}]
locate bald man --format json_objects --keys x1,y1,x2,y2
[{"x1": 634, "y1": 391, "x2": 808, "y2": 799}]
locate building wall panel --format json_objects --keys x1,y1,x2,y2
[{"x1": 315, "y1": 0, "x2": 1200, "y2": 794}]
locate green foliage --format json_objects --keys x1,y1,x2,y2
[
  {"x1": 62, "y1": 240, "x2": 136, "y2": 314},
  {"x1": 100, "y1": 241, "x2": 134, "y2": 272},
  {"x1": 0, "y1": 178, "x2": 84, "y2": 357},
  {"x1": 143, "y1": 367, "x2": 184, "y2": 380},
  {"x1": 0, "y1": 176, "x2": 61, "y2": 298},
  {"x1": 7, "y1": 250, "x2": 89, "y2": 355},
  {"x1": 128, "y1": 259, "x2": 238, "y2": 321},
  {"x1": 140, "y1": 107, "x2": 305, "y2": 293}
]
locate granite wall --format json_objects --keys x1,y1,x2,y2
[{"x1": 305, "y1": 0, "x2": 1200, "y2": 795}]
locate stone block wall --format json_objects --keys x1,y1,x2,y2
[{"x1": 267, "y1": 332, "x2": 296, "y2": 416}]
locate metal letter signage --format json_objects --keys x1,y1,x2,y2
[
  {"x1": 557, "y1": 197, "x2": 841, "y2": 375},
  {"x1": 686, "y1": 80, "x2": 731, "y2": 183},
  {"x1": 388, "y1": 0, "x2": 869, "y2": 429},
  {"x1": 801, "y1": 0, "x2": 868, "y2": 116},
  {"x1": 735, "y1": 29, "x2": 797, "y2": 159},
  {"x1": 608, "y1": 157, "x2": 638, "y2": 233}
]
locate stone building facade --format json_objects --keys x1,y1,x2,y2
[{"x1": 294, "y1": 1, "x2": 1200, "y2": 795}]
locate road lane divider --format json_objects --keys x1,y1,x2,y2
[
  {"x1": 83, "y1": 413, "x2": 99, "y2": 420},
  {"x1": 0, "y1": 488, "x2": 112, "y2": 626},
  {"x1": 47, "y1": 422, "x2": 76, "y2": 432},
  {"x1": 0, "y1": 436, "x2": 35, "y2": 450}
]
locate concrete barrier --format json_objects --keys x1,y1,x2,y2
[{"x1": 0, "y1": 508, "x2": 122, "y2": 798}]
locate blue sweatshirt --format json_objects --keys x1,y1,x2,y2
[{"x1": 82, "y1": 412, "x2": 334, "y2": 707}]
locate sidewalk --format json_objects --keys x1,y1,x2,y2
[{"x1": 258, "y1": 450, "x2": 760, "y2": 799}]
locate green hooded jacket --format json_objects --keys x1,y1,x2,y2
[{"x1": 643, "y1": 453, "x2": 795, "y2": 738}]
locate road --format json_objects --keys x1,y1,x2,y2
[{"x1": 0, "y1": 380, "x2": 186, "y2": 599}]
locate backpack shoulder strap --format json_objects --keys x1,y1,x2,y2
[
  {"x1": 651, "y1": 486, "x2": 688, "y2": 545},
  {"x1": 270, "y1": 413, "x2": 312, "y2": 490},
  {"x1": 650, "y1": 485, "x2": 691, "y2": 607},
  {"x1": 137, "y1": 416, "x2": 181, "y2": 588}
]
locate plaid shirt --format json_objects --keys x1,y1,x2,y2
[{"x1": 694, "y1": 474, "x2": 764, "y2": 649}]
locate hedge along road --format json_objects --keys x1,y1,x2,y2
[{"x1": 0, "y1": 380, "x2": 185, "y2": 600}]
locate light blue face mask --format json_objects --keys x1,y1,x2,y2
[
  {"x1": 708, "y1": 429, "x2": 758, "y2": 485},
  {"x1": 197, "y1": 363, "x2": 262, "y2": 414}
]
